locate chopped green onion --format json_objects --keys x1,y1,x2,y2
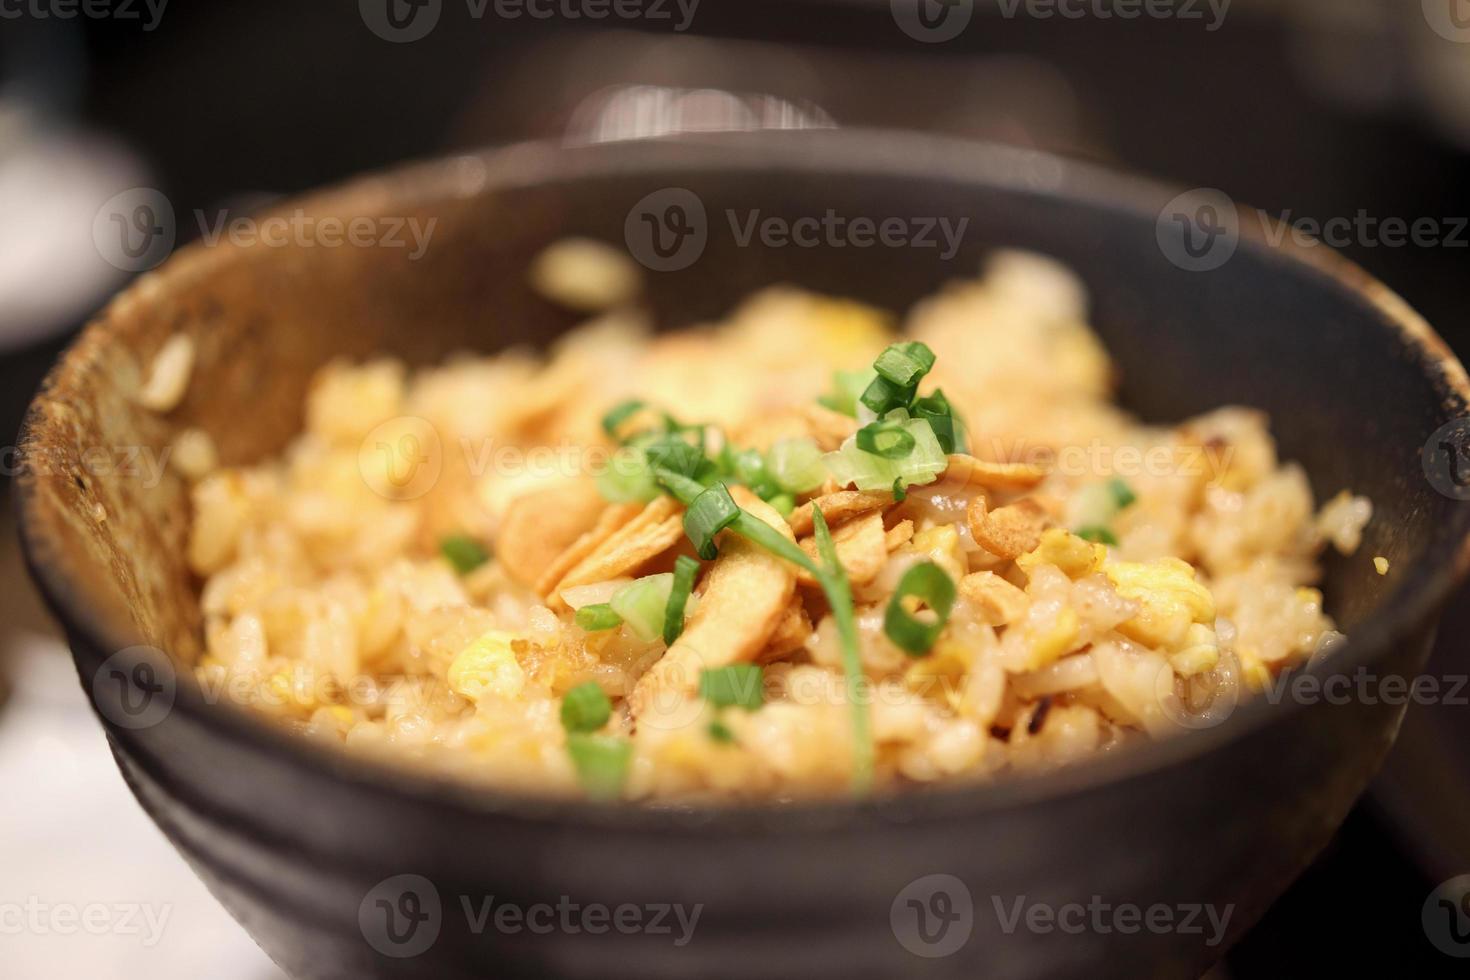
[
  {"x1": 560, "y1": 681, "x2": 612, "y2": 733},
  {"x1": 724, "y1": 447, "x2": 782, "y2": 501},
  {"x1": 575, "y1": 603, "x2": 623, "y2": 632},
  {"x1": 1108, "y1": 477, "x2": 1137, "y2": 510},
  {"x1": 768, "y1": 492, "x2": 795, "y2": 517},
  {"x1": 610, "y1": 573, "x2": 674, "y2": 643},
  {"x1": 892, "y1": 478, "x2": 907, "y2": 502},
  {"x1": 684, "y1": 483, "x2": 741, "y2": 559},
  {"x1": 883, "y1": 561, "x2": 956, "y2": 656},
  {"x1": 912, "y1": 389, "x2": 965, "y2": 454},
  {"x1": 643, "y1": 433, "x2": 706, "y2": 479},
  {"x1": 859, "y1": 373, "x2": 917, "y2": 417},
  {"x1": 873, "y1": 341, "x2": 936, "y2": 387},
  {"x1": 823, "y1": 416, "x2": 948, "y2": 492},
  {"x1": 818, "y1": 368, "x2": 877, "y2": 417},
  {"x1": 439, "y1": 534, "x2": 490, "y2": 574},
  {"x1": 767, "y1": 437, "x2": 827, "y2": 495},
  {"x1": 707, "y1": 719, "x2": 736, "y2": 743},
  {"x1": 1076, "y1": 525, "x2": 1119, "y2": 546},
  {"x1": 812, "y1": 506, "x2": 873, "y2": 793},
  {"x1": 663, "y1": 555, "x2": 700, "y2": 646},
  {"x1": 699, "y1": 664, "x2": 765, "y2": 710},
  {"x1": 596, "y1": 448, "x2": 661, "y2": 503},
  {"x1": 601, "y1": 399, "x2": 647, "y2": 441},
  {"x1": 566, "y1": 733, "x2": 632, "y2": 801},
  {"x1": 856, "y1": 420, "x2": 918, "y2": 459}
]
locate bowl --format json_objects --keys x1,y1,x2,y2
[{"x1": 17, "y1": 130, "x2": 1470, "y2": 979}]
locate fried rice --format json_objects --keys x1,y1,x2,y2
[{"x1": 184, "y1": 248, "x2": 1371, "y2": 801}]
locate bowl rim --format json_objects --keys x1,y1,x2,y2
[{"x1": 17, "y1": 128, "x2": 1470, "y2": 834}]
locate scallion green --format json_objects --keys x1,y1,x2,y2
[
  {"x1": 560, "y1": 681, "x2": 612, "y2": 733},
  {"x1": 566, "y1": 733, "x2": 632, "y2": 801},
  {"x1": 699, "y1": 664, "x2": 765, "y2": 710},
  {"x1": 574, "y1": 603, "x2": 624, "y2": 632},
  {"x1": 883, "y1": 561, "x2": 956, "y2": 656},
  {"x1": 439, "y1": 534, "x2": 490, "y2": 575},
  {"x1": 766, "y1": 437, "x2": 827, "y2": 495},
  {"x1": 610, "y1": 573, "x2": 674, "y2": 643},
  {"x1": 683, "y1": 483, "x2": 741, "y2": 559},
  {"x1": 663, "y1": 554, "x2": 700, "y2": 646}
]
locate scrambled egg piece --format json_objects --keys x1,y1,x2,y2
[
  {"x1": 448, "y1": 630, "x2": 527, "y2": 701},
  {"x1": 1104, "y1": 558, "x2": 1216, "y2": 650},
  {"x1": 1017, "y1": 528, "x2": 1107, "y2": 579}
]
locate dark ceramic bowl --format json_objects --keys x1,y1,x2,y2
[{"x1": 17, "y1": 131, "x2": 1470, "y2": 980}]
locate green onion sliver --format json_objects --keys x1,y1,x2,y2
[
  {"x1": 566, "y1": 733, "x2": 632, "y2": 801},
  {"x1": 1107, "y1": 477, "x2": 1137, "y2": 510},
  {"x1": 439, "y1": 534, "x2": 490, "y2": 575},
  {"x1": 575, "y1": 603, "x2": 623, "y2": 632},
  {"x1": 596, "y1": 448, "x2": 660, "y2": 503},
  {"x1": 1075, "y1": 525, "x2": 1119, "y2": 546},
  {"x1": 663, "y1": 555, "x2": 700, "y2": 646},
  {"x1": 912, "y1": 389, "x2": 964, "y2": 454},
  {"x1": 684, "y1": 483, "x2": 741, "y2": 560},
  {"x1": 856, "y1": 420, "x2": 917, "y2": 460},
  {"x1": 601, "y1": 399, "x2": 647, "y2": 441},
  {"x1": 560, "y1": 681, "x2": 612, "y2": 733},
  {"x1": 699, "y1": 664, "x2": 765, "y2": 710},
  {"x1": 610, "y1": 573, "x2": 674, "y2": 643},
  {"x1": 766, "y1": 437, "x2": 827, "y2": 495},
  {"x1": 873, "y1": 341, "x2": 937, "y2": 387},
  {"x1": 859, "y1": 373, "x2": 917, "y2": 417},
  {"x1": 811, "y1": 506, "x2": 874, "y2": 793},
  {"x1": 818, "y1": 368, "x2": 876, "y2": 418},
  {"x1": 707, "y1": 719, "x2": 735, "y2": 743},
  {"x1": 883, "y1": 561, "x2": 957, "y2": 656}
]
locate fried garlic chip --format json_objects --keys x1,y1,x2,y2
[
  {"x1": 630, "y1": 495, "x2": 795, "y2": 717},
  {"x1": 498, "y1": 478, "x2": 610, "y2": 588},
  {"x1": 796, "y1": 511, "x2": 887, "y2": 587},
  {"x1": 967, "y1": 496, "x2": 1050, "y2": 560},
  {"x1": 546, "y1": 497, "x2": 685, "y2": 608},
  {"x1": 534, "y1": 502, "x2": 643, "y2": 596},
  {"x1": 943, "y1": 454, "x2": 1049, "y2": 491},
  {"x1": 787, "y1": 490, "x2": 894, "y2": 537},
  {"x1": 758, "y1": 599, "x2": 814, "y2": 663}
]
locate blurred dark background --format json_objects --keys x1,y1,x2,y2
[{"x1": 2, "y1": 1, "x2": 1468, "y2": 975}]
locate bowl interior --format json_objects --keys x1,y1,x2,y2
[{"x1": 18, "y1": 131, "x2": 1470, "y2": 753}]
